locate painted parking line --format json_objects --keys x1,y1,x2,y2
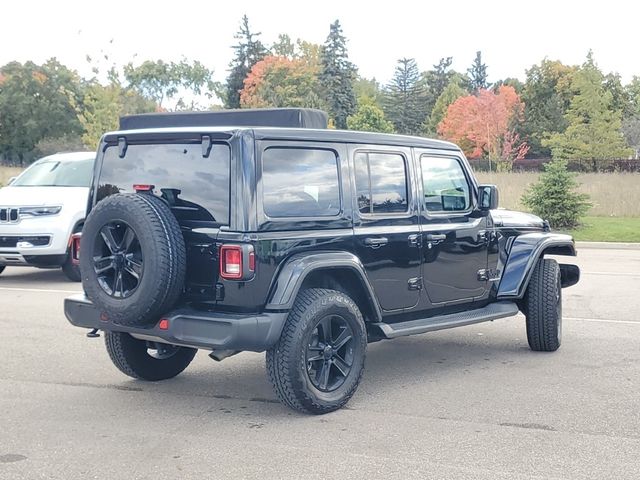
[
  {"x1": 0, "y1": 286, "x2": 80, "y2": 294},
  {"x1": 582, "y1": 271, "x2": 640, "y2": 277},
  {"x1": 565, "y1": 316, "x2": 640, "y2": 325}
]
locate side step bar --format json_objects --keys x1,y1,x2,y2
[{"x1": 373, "y1": 301, "x2": 519, "y2": 339}]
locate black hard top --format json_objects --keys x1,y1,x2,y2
[{"x1": 120, "y1": 108, "x2": 328, "y2": 130}]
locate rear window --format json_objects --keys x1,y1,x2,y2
[
  {"x1": 354, "y1": 152, "x2": 408, "y2": 214},
  {"x1": 262, "y1": 147, "x2": 340, "y2": 218},
  {"x1": 97, "y1": 143, "x2": 230, "y2": 225}
]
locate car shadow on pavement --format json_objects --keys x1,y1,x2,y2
[{"x1": 0, "y1": 266, "x2": 77, "y2": 286}]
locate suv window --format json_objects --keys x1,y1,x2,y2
[
  {"x1": 355, "y1": 152, "x2": 408, "y2": 214},
  {"x1": 97, "y1": 143, "x2": 230, "y2": 225},
  {"x1": 262, "y1": 147, "x2": 340, "y2": 218},
  {"x1": 421, "y1": 156, "x2": 470, "y2": 212}
]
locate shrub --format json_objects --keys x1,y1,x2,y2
[{"x1": 521, "y1": 159, "x2": 591, "y2": 228}]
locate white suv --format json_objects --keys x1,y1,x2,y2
[{"x1": 0, "y1": 152, "x2": 95, "y2": 281}]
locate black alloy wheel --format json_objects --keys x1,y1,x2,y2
[
  {"x1": 93, "y1": 221, "x2": 143, "y2": 298},
  {"x1": 305, "y1": 315, "x2": 355, "y2": 392}
]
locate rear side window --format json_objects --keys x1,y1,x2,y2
[
  {"x1": 97, "y1": 143, "x2": 230, "y2": 225},
  {"x1": 262, "y1": 147, "x2": 340, "y2": 218},
  {"x1": 421, "y1": 156, "x2": 470, "y2": 212},
  {"x1": 355, "y1": 152, "x2": 408, "y2": 214}
]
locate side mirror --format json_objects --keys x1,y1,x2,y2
[
  {"x1": 478, "y1": 184, "x2": 499, "y2": 211},
  {"x1": 7, "y1": 176, "x2": 16, "y2": 185}
]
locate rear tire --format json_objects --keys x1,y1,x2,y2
[
  {"x1": 105, "y1": 332, "x2": 196, "y2": 381},
  {"x1": 522, "y1": 258, "x2": 562, "y2": 352},
  {"x1": 62, "y1": 254, "x2": 81, "y2": 282},
  {"x1": 266, "y1": 288, "x2": 367, "y2": 414}
]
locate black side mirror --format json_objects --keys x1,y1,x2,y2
[{"x1": 478, "y1": 184, "x2": 499, "y2": 211}]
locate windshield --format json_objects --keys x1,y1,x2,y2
[{"x1": 12, "y1": 158, "x2": 94, "y2": 187}]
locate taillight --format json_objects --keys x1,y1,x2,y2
[
  {"x1": 219, "y1": 244, "x2": 255, "y2": 280},
  {"x1": 220, "y1": 245, "x2": 243, "y2": 279},
  {"x1": 71, "y1": 233, "x2": 82, "y2": 265}
]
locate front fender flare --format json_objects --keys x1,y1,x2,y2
[
  {"x1": 497, "y1": 233, "x2": 577, "y2": 299},
  {"x1": 265, "y1": 251, "x2": 382, "y2": 321}
]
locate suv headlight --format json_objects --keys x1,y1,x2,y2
[{"x1": 19, "y1": 206, "x2": 62, "y2": 217}]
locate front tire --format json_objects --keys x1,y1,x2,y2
[
  {"x1": 105, "y1": 332, "x2": 197, "y2": 381},
  {"x1": 62, "y1": 254, "x2": 81, "y2": 282},
  {"x1": 266, "y1": 288, "x2": 367, "y2": 414},
  {"x1": 522, "y1": 258, "x2": 562, "y2": 352}
]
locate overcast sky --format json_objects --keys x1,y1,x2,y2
[{"x1": 3, "y1": 0, "x2": 639, "y2": 90}]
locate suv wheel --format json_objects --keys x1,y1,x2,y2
[
  {"x1": 522, "y1": 258, "x2": 562, "y2": 352},
  {"x1": 61, "y1": 252, "x2": 81, "y2": 282},
  {"x1": 80, "y1": 193, "x2": 186, "y2": 326},
  {"x1": 105, "y1": 332, "x2": 197, "y2": 381},
  {"x1": 266, "y1": 288, "x2": 367, "y2": 414}
]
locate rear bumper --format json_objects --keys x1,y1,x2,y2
[{"x1": 64, "y1": 294, "x2": 288, "y2": 353}]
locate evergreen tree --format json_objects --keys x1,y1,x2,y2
[
  {"x1": 521, "y1": 159, "x2": 591, "y2": 228},
  {"x1": 467, "y1": 51, "x2": 489, "y2": 92},
  {"x1": 320, "y1": 20, "x2": 357, "y2": 129},
  {"x1": 544, "y1": 52, "x2": 632, "y2": 159},
  {"x1": 383, "y1": 58, "x2": 428, "y2": 136},
  {"x1": 426, "y1": 77, "x2": 467, "y2": 135},
  {"x1": 225, "y1": 15, "x2": 268, "y2": 108},
  {"x1": 427, "y1": 57, "x2": 454, "y2": 100}
]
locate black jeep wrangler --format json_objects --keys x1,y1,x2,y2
[{"x1": 65, "y1": 108, "x2": 580, "y2": 414}]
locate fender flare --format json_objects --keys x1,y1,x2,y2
[
  {"x1": 266, "y1": 251, "x2": 382, "y2": 322},
  {"x1": 497, "y1": 232, "x2": 577, "y2": 299}
]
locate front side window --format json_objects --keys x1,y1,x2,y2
[
  {"x1": 355, "y1": 152, "x2": 408, "y2": 214},
  {"x1": 262, "y1": 147, "x2": 340, "y2": 218},
  {"x1": 421, "y1": 156, "x2": 470, "y2": 212}
]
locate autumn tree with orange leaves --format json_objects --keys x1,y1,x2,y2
[
  {"x1": 240, "y1": 55, "x2": 326, "y2": 110},
  {"x1": 438, "y1": 86, "x2": 529, "y2": 171}
]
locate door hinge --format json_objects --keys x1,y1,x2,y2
[{"x1": 408, "y1": 277, "x2": 423, "y2": 291}]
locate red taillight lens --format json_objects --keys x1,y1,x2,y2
[
  {"x1": 248, "y1": 251, "x2": 255, "y2": 272},
  {"x1": 71, "y1": 233, "x2": 82, "y2": 265},
  {"x1": 158, "y1": 319, "x2": 169, "y2": 330},
  {"x1": 220, "y1": 245, "x2": 243, "y2": 279}
]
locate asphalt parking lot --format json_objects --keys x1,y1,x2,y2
[{"x1": 1, "y1": 247, "x2": 639, "y2": 480}]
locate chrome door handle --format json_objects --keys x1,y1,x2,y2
[
  {"x1": 364, "y1": 237, "x2": 388, "y2": 248},
  {"x1": 425, "y1": 234, "x2": 446, "y2": 241}
]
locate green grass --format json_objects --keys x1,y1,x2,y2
[{"x1": 564, "y1": 216, "x2": 640, "y2": 242}]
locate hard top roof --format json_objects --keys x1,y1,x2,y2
[{"x1": 104, "y1": 126, "x2": 459, "y2": 151}]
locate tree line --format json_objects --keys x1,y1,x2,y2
[{"x1": 1, "y1": 15, "x2": 639, "y2": 168}]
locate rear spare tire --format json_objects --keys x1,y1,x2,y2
[{"x1": 80, "y1": 193, "x2": 186, "y2": 326}]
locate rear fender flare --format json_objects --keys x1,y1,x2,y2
[
  {"x1": 266, "y1": 251, "x2": 382, "y2": 322},
  {"x1": 497, "y1": 233, "x2": 577, "y2": 299}
]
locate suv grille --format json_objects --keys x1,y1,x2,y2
[{"x1": 0, "y1": 208, "x2": 19, "y2": 223}]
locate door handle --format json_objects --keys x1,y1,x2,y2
[
  {"x1": 425, "y1": 234, "x2": 447, "y2": 241},
  {"x1": 364, "y1": 237, "x2": 388, "y2": 248}
]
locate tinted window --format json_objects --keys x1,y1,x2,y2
[
  {"x1": 98, "y1": 143, "x2": 230, "y2": 225},
  {"x1": 421, "y1": 156, "x2": 470, "y2": 212},
  {"x1": 262, "y1": 147, "x2": 340, "y2": 218},
  {"x1": 13, "y1": 158, "x2": 94, "y2": 187},
  {"x1": 355, "y1": 152, "x2": 408, "y2": 214}
]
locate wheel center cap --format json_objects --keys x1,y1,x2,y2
[
  {"x1": 323, "y1": 345, "x2": 333, "y2": 359},
  {"x1": 113, "y1": 253, "x2": 125, "y2": 269}
]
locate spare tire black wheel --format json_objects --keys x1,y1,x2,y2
[{"x1": 80, "y1": 193, "x2": 186, "y2": 327}]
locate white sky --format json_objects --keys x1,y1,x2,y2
[{"x1": 2, "y1": 0, "x2": 639, "y2": 90}]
